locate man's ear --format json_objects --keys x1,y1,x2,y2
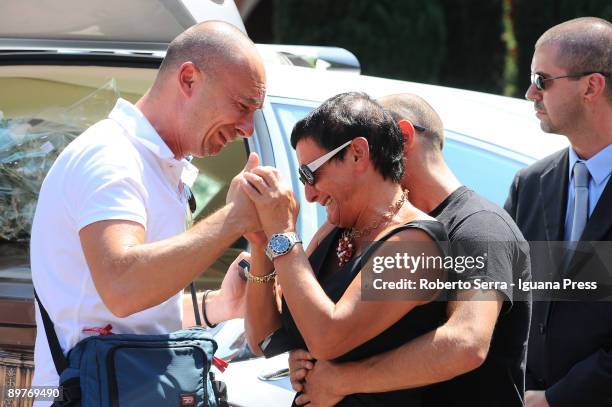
[
  {"x1": 398, "y1": 120, "x2": 417, "y2": 150},
  {"x1": 583, "y1": 73, "x2": 606, "y2": 102},
  {"x1": 178, "y1": 62, "x2": 200, "y2": 97}
]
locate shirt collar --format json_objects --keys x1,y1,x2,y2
[
  {"x1": 568, "y1": 144, "x2": 612, "y2": 186},
  {"x1": 587, "y1": 144, "x2": 612, "y2": 185},
  {"x1": 108, "y1": 98, "x2": 199, "y2": 188}
]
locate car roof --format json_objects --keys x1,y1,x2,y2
[{"x1": 265, "y1": 65, "x2": 569, "y2": 162}]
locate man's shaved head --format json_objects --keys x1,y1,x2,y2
[
  {"x1": 536, "y1": 17, "x2": 612, "y2": 103},
  {"x1": 378, "y1": 93, "x2": 445, "y2": 150},
  {"x1": 142, "y1": 20, "x2": 266, "y2": 159},
  {"x1": 157, "y1": 20, "x2": 259, "y2": 83}
]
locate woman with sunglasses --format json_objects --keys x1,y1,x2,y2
[{"x1": 242, "y1": 92, "x2": 450, "y2": 406}]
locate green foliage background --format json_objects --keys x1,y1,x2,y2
[
  {"x1": 274, "y1": 1, "x2": 447, "y2": 84},
  {"x1": 273, "y1": 0, "x2": 611, "y2": 98}
]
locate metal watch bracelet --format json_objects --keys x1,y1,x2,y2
[{"x1": 265, "y1": 232, "x2": 302, "y2": 261}]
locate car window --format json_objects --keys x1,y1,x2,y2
[
  {"x1": 190, "y1": 141, "x2": 249, "y2": 290},
  {"x1": 443, "y1": 134, "x2": 528, "y2": 206},
  {"x1": 272, "y1": 103, "x2": 313, "y2": 133},
  {"x1": 270, "y1": 101, "x2": 330, "y2": 233},
  {"x1": 0, "y1": 73, "x2": 133, "y2": 289}
]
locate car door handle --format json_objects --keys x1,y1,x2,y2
[{"x1": 258, "y1": 367, "x2": 290, "y2": 381}]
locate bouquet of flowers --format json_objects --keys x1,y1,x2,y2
[{"x1": 0, "y1": 79, "x2": 119, "y2": 241}]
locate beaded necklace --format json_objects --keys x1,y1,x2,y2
[{"x1": 336, "y1": 189, "x2": 408, "y2": 267}]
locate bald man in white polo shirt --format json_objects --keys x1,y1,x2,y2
[{"x1": 30, "y1": 21, "x2": 266, "y2": 393}]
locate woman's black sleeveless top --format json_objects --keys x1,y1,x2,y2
[{"x1": 280, "y1": 220, "x2": 450, "y2": 407}]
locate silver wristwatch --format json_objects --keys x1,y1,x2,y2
[{"x1": 265, "y1": 232, "x2": 302, "y2": 261}]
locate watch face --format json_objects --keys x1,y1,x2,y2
[{"x1": 271, "y1": 235, "x2": 291, "y2": 254}]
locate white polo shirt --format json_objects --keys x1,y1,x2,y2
[{"x1": 30, "y1": 98, "x2": 199, "y2": 389}]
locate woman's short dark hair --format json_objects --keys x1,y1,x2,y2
[{"x1": 290, "y1": 92, "x2": 404, "y2": 183}]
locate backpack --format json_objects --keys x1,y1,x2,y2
[{"x1": 34, "y1": 285, "x2": 228, "y2": 407}]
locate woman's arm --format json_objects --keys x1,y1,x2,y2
[
  {"x1": 245, "y1": 222, "x2": 335, "y2": 354},
  {"x1": 275, "y1": 228, "x2": 442, "y2": 360},
  {"x1": 244, "y1": 244, "x2": 279, "y2": 355}
]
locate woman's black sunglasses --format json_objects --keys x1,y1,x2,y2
[{"x1": 298, "y1": 140, "x2": 352, "y2": 186}]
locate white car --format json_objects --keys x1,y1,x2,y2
[{"x1": 0, "y1": 1, "x2": 568, "y2": 406}]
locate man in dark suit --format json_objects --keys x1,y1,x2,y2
[{"x1": 504, "y1": 17, "x2": 612, "y2": 407}]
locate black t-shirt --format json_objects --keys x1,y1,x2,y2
[{"x1": 423, "y1": 186, "x2": 531, "y2": 407}]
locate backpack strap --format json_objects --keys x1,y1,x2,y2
[
  {"x1": 33, "y1": 289, "x2": 68, "y2": 375},
  {"x1": 185, "y1": 185, "x2": 202, "y2": 327},
  {"x1": 190, "y1": 282, "x2": 202, "y2": 326}
]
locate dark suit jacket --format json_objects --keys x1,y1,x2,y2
[{"x1": 504, "y1": 148, "x2": 612, "y2": 407}]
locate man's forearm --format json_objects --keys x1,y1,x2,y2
[
  {"x1": 182, "y1": 290, "x2": 232, "y2": 328},
  {"x1": 98, "y1": 204, "x2": 244, "y2": 317},
  {"x1": 202, "y1": 290, "x2": 239, "y2": 325},
  {"x1": 335, "y1": 324, "x2": 481, "y2": 395}
]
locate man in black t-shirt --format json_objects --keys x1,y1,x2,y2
[
  {"x1": 423, "y1": 186, "x2": 531, "y2": 406},
  {"x1": 289, "y1": 93, "x2": 531, "y2": 407}
]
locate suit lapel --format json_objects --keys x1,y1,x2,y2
[
  {"x1": 566, "y1": 163, "x2": 612, "y2": 281},
  {"x1": 581, "y1": 176, "x2": 612, "y2": 242},
  {"x1": 539, "y1": 149, "x2": 569, "y2": 241}
]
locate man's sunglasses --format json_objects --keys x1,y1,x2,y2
[
  {"x1": 298, "y1": 140, "x2": 352, "y2": 186},
  {"x1": 531, "y1": 71, "x2": 610, "y2": 91}
]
